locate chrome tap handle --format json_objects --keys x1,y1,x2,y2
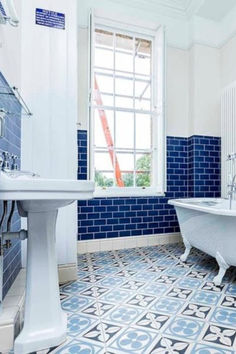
[
  {"x1": 11, "y1": 154, "x2": 18, "y2": 170},
  {"x1": 2, "y1": 151, "x2": 10, "y2": 170},
  {"x1": 227, "y1": 153, "x2": 236, "y2": 161}
]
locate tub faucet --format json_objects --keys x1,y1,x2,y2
[
  {"x1": 226, "y1": 153, "x2": 236, "y2": 209},
  {"x1": 228, "y1": 174, "x2": 236, "y2": 209}
]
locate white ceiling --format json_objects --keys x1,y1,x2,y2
[
  {"x1": 109, "y1": 0, "x2": 236, "y2": 21},
  {"x1": 196, "y1": 0, "x2": 236, "y2": 22}
]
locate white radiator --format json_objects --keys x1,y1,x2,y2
[{"x1": 221, "y1": 83, "x2": 236, "y2": 198}]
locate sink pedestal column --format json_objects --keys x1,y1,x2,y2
[{"x1": 14, "y1": 210, "x2": 67, "y2": 354}]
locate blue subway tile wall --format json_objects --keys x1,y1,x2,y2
[
  {"x1": 188, "y1": 135, "x2": 221, "y2": 198},
  {"x1": 77, "y1": 131, "x2": 221, "y2": 241},
  {"x1": 0, "y1": 72, "x2": 22, "y2": 298}
]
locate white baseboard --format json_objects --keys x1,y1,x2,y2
[
  {"x1": 58, "y1": 263, "x2": 77, "y2": 284},
  {"x1": 77, "y1": 233, "x2": 182, "y2": 254}
]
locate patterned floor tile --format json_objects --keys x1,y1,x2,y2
[
  {"x1": 210, "y1": 308, "x2": 236, "y2": 328},
  {"x1": 83, "y1": 322, "x2": 121, "y2": 344},
  {"x1": 98, "y1": 276, "x2": 125, "y2": 288},
  {"x1": 26, "y1": 243, "x2": 236, "y2": 353},
  {"x1": 121, "y1": 280, "x2": 145, "y2": 291},
  {"x1": 52, "y1": 339, "x2": 104, "y2": 353},
  {"x1": 202, "y1": 282, "x2": 225, "y2": 293},
  {"x1": 126, "y1": 294, "x2": 156, "y2": 308},
  {"x1": 135, "y1": 312, "x2": 169, "y2": 330},
  {"x1": 187, "y1": 270, "x2": 208, "y2": 279},
  {"x1": 221, "y1": 295, "x2": 236, "y2": 309},
  {"x1": 155, "y1": 274, "x2": 177, "y2": 285},
  {"x1": 141, "y1": 282, "x2": 169, "y2": 296},
  {"x1": 181, "y1": 303, "x2": 211, "y2": 319},
  {"x1": 82, "y1": 301, "x2": 115, "y2": 317},
  {"x1": 225, "y1": 283, "x2": 236, "y2": 296},
  {"x1": 150, "y1": 297, "x2": 185, "y2": 315},
  {"x1": 61, "y1": 295, "x2": 94, "y2": 313},
  {"x1": 103, "y1": 305, "x2": 144, "y2": 325},
  {"x1": 108, "y1": 326, "x2": 159, "y2": 353},
  {"x1": 60, "y1": 281, "x2": 90, "y2": 294},
  {"x1": 81, "y1": 286, "x2": 109, "y2": 298},
  {"x1": 167, "y1": 287, "x2": 192, "y2": 299},
  {"x1": 100, "y1": 288, "x2": 133, "y2": 304},
  {"x1": 164, "y1": 316, "x2": 204, "y2": 340},
  {"x1": 202, "y1": 324, "x2": 236, "y2": 347},
  {"x1": 176, "y1": 277, "x2": 202, "y2": 289},
  {"x1": 191, "y1": 290, "x2": 221, "y2": 305},
  {"x1": 192, "y1": 343, "x2": 235, "y2": 354},
  {"x1": 67, "y1": 313, "x2": 98, "y2": 337},
  {"x1": 150, "y1": 336, "x2": 190, "y2": 353}
]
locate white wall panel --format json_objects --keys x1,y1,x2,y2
[{"x1": 20, "y1": 0, "x2": 78, "y2": 266}]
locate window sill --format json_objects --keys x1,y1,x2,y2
[{"x1": 94, "y1": 187, "x2": 165, "y2": 198}]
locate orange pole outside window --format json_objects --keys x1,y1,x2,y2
[{"x1": 94, "y1": 77, "x2": 124, "y2": 187}]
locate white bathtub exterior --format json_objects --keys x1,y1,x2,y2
[{"x1": 168, "y1": 198, "x2": 236, "y2": 285}]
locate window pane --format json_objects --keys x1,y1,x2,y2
[
  {"x1": 135, "y1": 98, "x2": 151, "y2": 111},
  {"x1": 95, "y1": 171, "x2": 114, "y2": 187},
  {"x1": 100, "y1": 93, "x2": 113, "y2": 107},
  {"x1": 135, "y1": 153, "x2": 151, "y2": 187},
  {"x1": 136, "y1": 114, "x2": 151, "y2": 149},
  {"x1": 95, "y1": 48, "x2": 113, "y2": 69},
  {"x1": 135, "y1": 81, "x2": 150, "y2": 99},
  {"x1": 95, "y1": 151, "x2": 113, "y2": 171},
  {"x1": 95, "y1": 29, "x2": 113, "y2": 49},
  {"x1": 121, "y1": 172, "x2": 134, "y2": 187},
  {"x1": 115, "y1": 77, "x2": 133, "y2": 96},
  {"x1": 135, "y1": 38, "x2": 151, "y2": 75},
  {"x1": 117, "y1": 153, "x2": 134, "y2": 171},
  {"x1": 116, "y1": 33, "x2": 133, "y2": 52},
  {"x1": 115, "y1": 96, "x2": 133, "y2": 109},
  {"x1": 115, "y1": 52, "x2": 133, "y2": 72},
  {"x1": 94, "y1": 109, "x2": 114, "y2": 148},
  {"x1": 96, "y1": 74, "x2": 113, "y2": 94},
  {"x1": 136, "y1": 172, "x2": 151, "y2": 187},
  {"x1": 116, "y1": 112, "x2": 134, "y2": 149}
]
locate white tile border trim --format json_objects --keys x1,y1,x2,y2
[{"x1": 77, "y1": 232, "x2": 182, "y2": 254}]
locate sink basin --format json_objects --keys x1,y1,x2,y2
[
  {"x1": 0, "y1": 170, "x2": 94, "y2": 200},
  {"x1": 0, "y1": 171, "x2": 95, "y2": 354}
]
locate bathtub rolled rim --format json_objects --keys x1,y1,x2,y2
[{"x1": 168, "y1": 198, "x2": 236, "y2": 216}]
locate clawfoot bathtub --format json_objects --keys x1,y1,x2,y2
[{"x1": 168, "y1": 198, "x2": 236, "y2": 285}]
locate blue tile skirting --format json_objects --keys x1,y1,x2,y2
[
  {"x1": 0, "y1": 72, "x2": 22, "y2": 298},
  {"x1": 77, "y1": 131, "x2": 221, "y2": 241}
]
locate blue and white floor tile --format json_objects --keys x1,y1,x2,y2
[{"x1": 22, "y1": 243, "x2": 236, "y2": 353}]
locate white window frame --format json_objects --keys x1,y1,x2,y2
[{"x1": 88, "y1": 14, "x2": 166, "y2": 198}]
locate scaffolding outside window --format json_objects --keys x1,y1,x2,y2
[{"x1": 89, "y1": 18, "x2": 166, "y2": 197}]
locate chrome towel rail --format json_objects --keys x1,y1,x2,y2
[{"x1": 0, "y1": 85, "x2": 33, "y2": 117}]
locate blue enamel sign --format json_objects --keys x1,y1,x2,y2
[{"x1": 36, "y1": 8, "x2": 65, "y2": 30}]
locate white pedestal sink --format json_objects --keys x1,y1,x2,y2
[{"x1": 0, "y1": 171, "x2": 94, "y2": 354}]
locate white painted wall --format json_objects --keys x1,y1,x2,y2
[
  {"x1": 189, "y1": 44, "x2": 221, "y2": 137},
  {"x1": 221, "y1": 35, "x2": 236, "y2": 88},
  {"x1": 20, "y1": 0, "x2": 78, "y2": 266},
  {"x1": 166, "y1": 47, "x2": 189, "y2": 137}
]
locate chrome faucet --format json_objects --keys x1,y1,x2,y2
[
  {"x1": 0, "y1": 151, "x2": 18, "y2": 172},
  {"x1": 228, "y1": 174, "x2": 236, "y2": 209},
  {"x1": 227, "y1": 153, "x2": 236, "y2": 209}
]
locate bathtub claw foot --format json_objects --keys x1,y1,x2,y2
[
  {"x1": 180, "y1": 237, "x2": 191, "y2": 262},
  {"x1": 213, "y1": 251, "x2": 229, "y2": 286}
]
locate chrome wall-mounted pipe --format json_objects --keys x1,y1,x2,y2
[
  {"x1": 7, "y1": 200, "x2": 15, "y2": 231},
  {"x1": 0, "y1": 109, "x2": 6, "y2": 138}
]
